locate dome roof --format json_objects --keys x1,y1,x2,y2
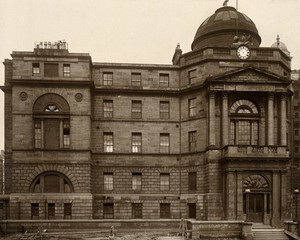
[
  {"x1": 192, "y1": 6, "x2": 261, "y2": 50},
  {"x1": 271, "y1": 35, "x2": 290, "y2": 56}
]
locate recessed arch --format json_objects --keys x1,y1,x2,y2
[
  {"x1": 29, "y1": 171, "x2": 74, "y2": 193},
  {"x1": 33, "y1": 93, "x2": 70, "y2": 114},
  {"x1": 230, "y1": 99, "x2": 258, "y2": 114},
  {"x1": 243, "y1": 174, "x2": 270, "y2": 190}
]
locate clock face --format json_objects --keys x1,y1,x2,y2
[{"x1": 237, "y1": 46, "x2": 250, "y2": 60}]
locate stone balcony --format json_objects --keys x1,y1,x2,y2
[{"x1": 222, "y1": 145, "x2": 290, "y2": 158}]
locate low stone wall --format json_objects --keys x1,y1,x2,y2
[
  {"x1": 0, "y1": 219, "x2": 253, "y2": 240},
  {"x1": 187, "y1": 220, "x2": 253, "y2": 240},
  {"x1": 0, "y1": 219, "x2": 180, "y2": 235}
]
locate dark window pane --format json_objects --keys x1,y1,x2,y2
[
  {"x1": 160, "y1": 203, "x2": 170, "y2": 218},
  {"x1": 103, "y1": 203, "x2": 114, "y2": 219}
]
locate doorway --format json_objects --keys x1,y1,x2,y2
[{"x1": 246, "y1": 193, "x2": 264, "y2": 222}]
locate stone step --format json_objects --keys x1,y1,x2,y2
[{"x1": 253, "y1": 229, "x2": 289, "y2": 240}]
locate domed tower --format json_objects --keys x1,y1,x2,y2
[
  {"x1": 191, "y1": 6, "x2": 261, "y2": 50},
  {"x1": 271, "y1": 35, "x2": 291, "y2": 57}
]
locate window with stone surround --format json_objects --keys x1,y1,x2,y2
[
  {"x1": 131, "y1": 72, "x2": 141, "y2": 87},
  {"x1": 31, "y1": 203, "x2": 39, "y2": 219},
  {"x1": 160, "y1": 133, "x2": 170, "y2": 153},
  {"x1": 103, "y1": 132, "x2": 114, "y2": 153},
  {"x1": 188, "y1": 131, "x2": 197, "y2": 152},
  {"x1": 32, "y1": 63, "x2": 40, "y2": 76},
  {"x1": 159, "y1": 73, "x2": 169, "y2": 87},
  {"x1": 160, "y1": 203, "x2": 171, "y2": 218},
  {"x1": 188, "y1": 98, "x2": 197, "y2": 117},
  {"x1": 132, "y1": 133, "x2": 142, "y2": 153},
  {"x1": 30, "y1": 172, "x2": 73, "y2": 193},
  {"x1": 160, "y1": 173, "x2": 170, "y2": 191},
  {"x1": 63, "y1": 64, "x2": 71, "y2": 77},
  {"x1": 103, "y1": 203, "x2": 114, "y2": 219},
  {"x1": 188, "y1": 69, "x2": 197, "y2": 84},
  {"x1": 104, "y1": 173, "x2": 114, "y2": 190},
  {"x1": 33, "y1": 94, "x2": 70, "y2": 149},
  {"x1": 230, "y1": 99, "x2": 259, "y2": 145},
  {"x1": 64, "y1": 203, "x2": 72, "y2": 219},
  {"x1": 132, "y1": 203, "x2": 143, "y2": 219},
  {"x1": 160, "y1": 101, "x2": 170, "y2": 119},
  {"x1": 103, "y1": 100, "x2": 113, "y2": 118},
  {"x1": 132, "y1": 100, "x2": 142, "y2": 119},
  {"x1": 132, "y1": 173, "x2": 142, "y2": 191},
  {"x1": 47, "y1": 203, "x2": 55, "y2": 219},
  {"x1": 188, "y1": 172, "x2": 197, "y2": 192},
  {"x1": 103, "y1": 72, "x2": 113, "y2": 86}
]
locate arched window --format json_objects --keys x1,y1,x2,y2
[
  {"x1": 30, "y1": 172, "x2": 73, "y2": 193},
  {"x1": 230, "y1": 100, "x2": 259, "y2": 145},
  {"x1": 33, "y1": 94, "x2": 70, "y2": 149}
]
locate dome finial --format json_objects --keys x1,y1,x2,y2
[
  {"x1": 276, "y1": 34, "x2": 280, "y2": 47},
  {"x1": 223, "y1": 0, "x2": 229, "y2": 6}
]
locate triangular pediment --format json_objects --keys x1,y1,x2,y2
[{"x1": 206, "y1": 66, "x2": 291, "y2": 84}]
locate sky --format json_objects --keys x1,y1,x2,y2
[{"x1": 0, "y1": 0, "x2": 300, "y2": 151}]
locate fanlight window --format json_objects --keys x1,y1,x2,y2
[
  {"x1": 44, "y1": 104, "x2": 59, "y2": 112},
  {"x1": 31, "y1": 172, "x2": 73, "y2": 193},
  {"x1": 230, "y1": 100, "x2": 259, "y2": 145}
]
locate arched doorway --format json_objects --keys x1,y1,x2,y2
[{"x1": 243, "y1": 174, "x2": 271, "y2": 222}]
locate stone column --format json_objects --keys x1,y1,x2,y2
[
  {"x1": 209, "y1": 92, "x2": 216, "y2": 146},
  {"x1": 267, "y1": 94, "x2": 274, "y2": 146},
  {"x1": 280, "y1": 93, "x2": 287, "y2": 146},
  {"x1": 222, "y1": 93, "x2": 229, "y2": 146}
]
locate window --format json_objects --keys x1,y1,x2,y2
[
  {"x1": 160, "y1": 203, "x2": 171, "y2": 218},
  {"x1": 132, "y1": 133, "x2": 142, "y2": 153},
  {"x1": 104, "y1": 173, "x2": 113, "y2": 190},
  {"x1": 160, "y1": 173, "x2": 170, "y2": 191},
  {"x1": 48, "y1": 203, "x2": 55, "y2": 219},
  {"x1": 132, "y1": 101, "x2": 142, "y2": 119},
  {"x1": 132, "y1": 203, "x2": 143, "y2": 219},
  {"x1": 188, "y1": 203, "x2": 196, "y2": 218},
  {"x1": 230, "y1": 100, "x2": 259, "y2": 145},
  {"x1": 188, "y1": 69, "x2": 197, "y2": 84},
  {"x1": 189, "y1": 131, "x2": 197, "y2": 152},
  {"x1": 160, "y1": 101, "x2": 170, "y2": 119},
  {"x1": 31, "y1": 172, "x2": 73, "y2": 193},
  {"x1": 132, "y1": 173, "x2": 142, "y2": 191},
  {"x1": 104, "y1": 132, "x2": 114, "y2": 153},
  {"x1": 63, "y1": 64, "x2": 71, "y2": 77},
  {"x1": 159, "y1": 73, "x2": 169, "y2": 87},
  {"x1": 103, "y1": 100, "x2": 113, "y2": 118},
  {"x1": 63, "y1": 120, "x2": 70, "y2": 148},
  {"x1": 32, "y1": 63, "x2": 40, "y2": 76},
  {"x1": 31, "y1": 203, "x2": 39, "y2": 219},
  {"x1": 188, "y1": 172, "x2": 197, "y2": 192},
  {"x1": 44, "y1": 63, "x2": 59, "y2": 77},
  {"x1": 189, "y1": 98, "x2": 197, "y2": 117},
  {"x1": 34, "y1": 117, "x2": 70, "y2": 149},
  {"x1": 64, "y1": 203, "x2": 72, "y2": 219},
  {"x1": 103, "y1": 203, "x2": 114, "y2": 219},
  {"x1": 160, "y1": 133, "x2": 170, "y2": 153},
  {"x1": 103, "y1": 72, "x2": 113, "y2": 86},
  {"x1": 131, "y1": 73, "x2": 141, "y2": 86},
  {"x1": 34, "y1": 120, "x2": 42, "y2": 148}
]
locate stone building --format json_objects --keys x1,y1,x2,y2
[{"x1": 0, "y1": 5, "x2": 294, "y2": 228}]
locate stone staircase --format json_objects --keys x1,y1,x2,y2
[{"x1": 252, "y1": 223, "x2": 289, "y2": 240}]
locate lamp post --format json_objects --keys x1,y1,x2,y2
[
  {"x1": 245, "y1": 188, "x2": 251, "y2": 222},
  {"x1": 294, "y1": 189, "x2": 299, "y2": 222}
]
